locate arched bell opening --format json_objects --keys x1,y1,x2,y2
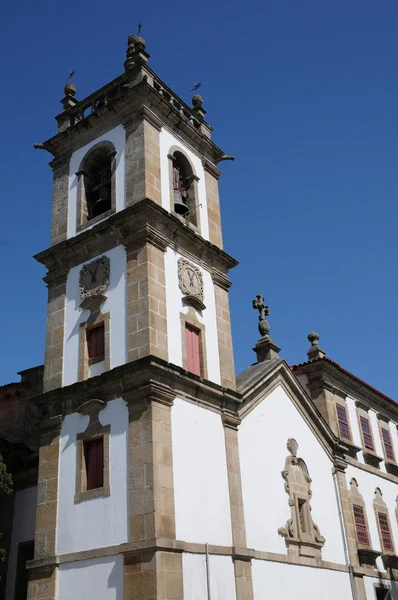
[
  {"x1": 169, "y1": 150, "x2": 199, "y2": 229},
  {"x1": 76, "y1": 141, "x2": 117, "y2": 230}
]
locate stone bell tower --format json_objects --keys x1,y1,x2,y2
[{"x1": 28, "y1": 31, "x2": 239, "y2": 600}]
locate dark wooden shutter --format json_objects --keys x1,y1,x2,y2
[
  {"x1": 86, "y1": 437, "x2": 104, "y2": 490},
  {"x1": 378, "y1": 512, "x2": 394, "y2": 552},
  {"x1": 360, "y1": 416, "x2": 375, "y2": 451},
  {"x1": 88, "y1": 324, "x2": 105, "y2": 360},
  {"x1": 381, "y1": 428, "x2": 395, "y2": 461},
  {"x1": 352, "y1": 504, "x2": 370, "y2": 546},
  {"x1": 185, "y1": 324, "x2": 201, "y2": 376},
  {"x1": 336, "y1": 404, "x2": 351, "y2": 441}
]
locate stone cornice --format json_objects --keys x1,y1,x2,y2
[
  {"x1": 202, "y1": 157, "x2": 222, "y2": 179},
  {"x1": 41, "y1": 78, "x2": 226, "y2": 166},
  {"x1": 34, "y1": 198, "x2": 238, "y2": 284},
  {"x1": 32, "y1": 355, "x2": 242, "y2": 423},
  {"x1": 295, "y1": 360, "x2": 398, "y2": 423}
]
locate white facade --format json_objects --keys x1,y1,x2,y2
[
  {"x1": 5, "y1": 486, "x2": 37, "y2": 600},
  {"x1": 56, "y1": 398, "x2": 129, "y2": 555},
  {"x1": 67, "y1": 125, "x2": 126, "y2": 239},
  {"x1": 252, "y1": 560, "x2": 352, "y2": 600},
  {"x1": 58, "y1": 556, "x2": 123, "y2": 600},
  {"x1": 63, "y1": 245, "x2": 127, "y2": 387},
  {"x1": 164, "y1": 247, "x2": 221, "y2": 385},
  {"x1": 159, "y1": 127, "x2": 210, "y2": 241},
  {"x1": 182, "y1": 553, "x2": 236, "y2": 600},
  {"x1": 171, "y1": 398, "x2": 232, "y2": 546},
  {"x1": 239, "y1": 384, "x2": 346, "y2": 564}
]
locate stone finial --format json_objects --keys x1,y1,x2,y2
[
  {"x1": 307, "y1": 331, "x2": 326, "y2": 361},
  {"x1": 191, "y1": 94, "x2": 206, "y2": 119},
  {"x1": 124, "y1": 33, "x2": 149, "y2": 71},
  {"x1": 61, "y1": 82, "x2": 78, "y2": 111},
  {"x1": 252, "y1": 294, "x2": 280, "y2": 362}
]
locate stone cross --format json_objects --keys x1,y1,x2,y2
[{"x1": 252, "y1": 294, "x2": 270, "y2": 339}]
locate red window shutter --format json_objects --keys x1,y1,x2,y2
[
  {"x1": 381, "y1": 428, "x2": 395, "y2": 461},
  {"x1": 86, "y1": 437, "x2": 104, "y2": 490},
  {"x1": 185, "y1": 324, "x2": 201, "y2": 376},
  {"x1": 336, "y1": 404, "x2": 351, "y2": 441},
  {"x1": 353, "y1": 504, "x2": 370, "y2": 546},
  {"x1": 378, "y1": 512, "x2": 394, "y2": 552},
  {"x1": 88, "y1": 324, "x2": 105, "y2": 360},
  {"x1": 360, "y1": 416, "x2": 375, "y2": 451}
]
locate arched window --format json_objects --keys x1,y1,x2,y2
[
  {"x1": 76, "y1": 142, "x2": 117, "y2": 230},
  {"x1": 168, "y1": 150, "x2": 200, "y2": 229}
]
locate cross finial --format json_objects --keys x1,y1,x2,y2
[
  {"x1": 251, "y1": 294, "x2": 280, "y2": 362},
  {"x1": 252, "y1": 294, "x2": 269, "y2": 321}
]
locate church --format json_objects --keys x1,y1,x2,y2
[{"x1": 1, "y1": 30, "x2": 398, "y2": 600}]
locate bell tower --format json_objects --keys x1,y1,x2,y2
[{"x1": 29, "y1": 32, "x2": 239, "y2": 600}]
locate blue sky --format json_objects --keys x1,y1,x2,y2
[{"x1": 1, "y1": 1, "x2": 398, "y2": 397}]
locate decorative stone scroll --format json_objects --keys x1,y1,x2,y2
[
  {"x1": 79, "y1": 256, "x2": 110, "y2": 310},
  {"x1": 177, "y1": 257, "x2": 205, "y2": 311},
  {"x1": 278, "y1": 438, "x2": 325, "y2": 559}
]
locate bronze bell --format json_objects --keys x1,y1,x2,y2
[
  {"x1": 92, "y1": 168, "x2": 112, "y2": 216},
  {"x1": 174, "y1": 189, "x2": 189, "y2": 215}
]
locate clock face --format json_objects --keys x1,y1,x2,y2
[
  {"x1": 182, "y1": 266, "x2": 200, "y2": 295},
  {"x1": 79, "y1": 256, "x2": 110, "y2": 300}
]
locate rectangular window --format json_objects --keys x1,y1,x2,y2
[
  {"x1": 84, "y1": 437, "x2": 104, "y2": 490},
  {"x1": 336, "y1": 404, "x2": 351, "y2": 441},
  {"x1": 87, "y1": 324, "x2": 105, "y2": 362},
  {"x1": 377, "y1": 512, "x2": 394, "y2": 553},
  {"x1": 376, "y1": 587, "x2": 390, "y2": 600},
  {"x1": 360, "y1": 416, "x2": 375, "y2": 451},
  {"x1": 14, "y1": 541, "x2": 34, "y2": 600},
  {"x1": 353, "y1": 504, "x2": 370, "y2": 546},
  {"x1": 185, "y1": 324, "x2": 201, "y2": 376},
  {"x1": 381, "y1": 427, "x2": 395, "y2": 462}
]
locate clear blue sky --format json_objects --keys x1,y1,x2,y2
[{"x1": 1, "y1": 1, "x2": 398, "y2": 397}]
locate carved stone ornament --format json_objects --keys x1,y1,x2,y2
[
  {"x1": 278, "y1": 438, "x2": 325, "y2": 559},
  {"x1": 79, "y1": 256, "x2": 110, "y2": 308},
  {"x1": 178, "y1": 258, "x2": 205, "y2": 310}
]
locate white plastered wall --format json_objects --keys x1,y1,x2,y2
[
  {"x1": 67, "y1": 124, "x2": 126, "y2": 239},
  {"x1": 252, "y1": 560, "x2": 351, "y2": 600},
  {"x1": 164, "y1": 247, "x2": 220, "y2": 385},
  {"x1": 56, "y1": 398, "x2": 128, "y2": 555},
  {"x1": 346, "y1": 463, "x2": 398, "y2": 572},
  {"x1": 171, "y1": 398, "x2": 232, "y2": 546},
  {"x1": 182, "y1": 553, "x2": 236, "y2": 600},
  {"x1": 63, "y1": 245, "x2": 127, "y2": 387},
  {"x1": 239, "y1": 384, "x2": 346, "y2": 564},
  {"x1": 5, "y1": 486, "x2": 37, "y2": 600},
  {"x1": 159, "y1": 127, "x2": 209, "y2": 241},
  {"x1": 58, "y1": 555, "x2": 123, "y2": 600}
]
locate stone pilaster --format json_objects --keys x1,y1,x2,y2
[
  {"x1": 124, "y1": 109, "x2": 162, "y2": 207},
  {"x1": 127, "y1": 383, "x2": 176, "y2": 542},
  {"x1": 43, "y1": 280, "x2": 66, "y2": 393},
  {"x1": 124, "y1": 550, "x2": 183, "y2": 600},
  {"x1": 203, "y1": 160, "x2": 223, "y2": 249},
  {"x1": 50, "y1": 155, "x2": 70, "y2": 247},
  {"x1": 34, "y1": 424, "x2": 61, "y2": 559},
  {"x1": 213, "y1": 277, "x2": 236, "y2": 390},
  {"x1": 222, "y1": 413, "x2": 254, "y2": 600},
  {"x1": 126, "y1": 242, "x2": 168, "y2": 362},
  {"x1": 27, "y1": 565, "x2": 57, "y2": 600}
]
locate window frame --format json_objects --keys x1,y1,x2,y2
[
  {"x1": 335, "y1": 402, "x2": 352, "y2": 441},
  {"x1": 87, "y1": 322, "x2": 105, "y2": 364},
  {"x1": 75, "y1": 429, "x2": 110, "y2": 503},
  {"x1": 352, "y1": 503, "x2": 371, "y2": 547},
  {"x1": 359, "y1": 415, "x2": 375, "y2": 452},
  {"x1": 79, "y1": 311, "x2": 110, "y2": 381},
  {"x1": 380, "y1": 425, "x2": 396, "y2": 464},
  {"x1": 168, "y1": 148, "x2": 201, "y2": 233},
  {"x1": 180, "y1": 311, "x2": 207, "y2": 379},
  {"x1": 376, "y1": 510, "x2": 395, "y2": 554}
]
